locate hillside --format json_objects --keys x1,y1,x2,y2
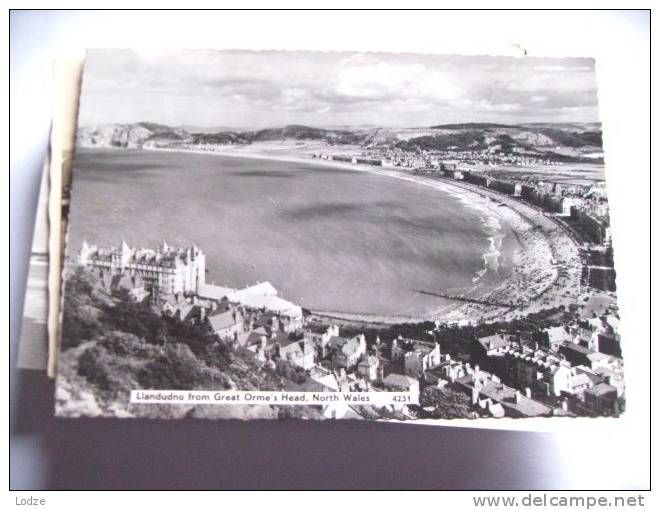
[
  {"x1": 77, "y1": 123, "x2": 372, "y2": 149},
  {"x1": 76, "y1": 122, "x2": 192, "y2": 149},
  {"x1": 76, "y1": 121, "x2": 603, "y2": 161},
  {"x1": 396, "y1": 131, "x2": 487, "y2": 151},
  {"x1": 430, "y1": 122, "x2": 513, "y2": 129},
  {"x1": 390, "y1": 122, "x2": 603, "y2": 162},
  {"x1": 247, "y1": 125, "x2": 368, "y2": 145},
  {"x1": 55, "y1": 267, "x2": 324, "y2": 420}
]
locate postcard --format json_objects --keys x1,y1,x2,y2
[
  {"x1": 17, "y1": 59, "x2": 82, "y2": 373},
  {"x1": 17, "y1": 154, "x2": 50, "y2": 370},
  {"x1": 54, "y1": 49, "x2": 623, "y2": 421}
]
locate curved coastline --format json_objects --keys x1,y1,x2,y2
[{"x1": 145, "y1": 146, "x2": 583, "y2": 325}]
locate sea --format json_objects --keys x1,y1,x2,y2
[{"x1": 66, "y1": 148, "x2": 515, "y2": 317}]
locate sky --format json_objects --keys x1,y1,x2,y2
[{"x1": 78, "y1": 49, "x2": 601, "y2": 129}]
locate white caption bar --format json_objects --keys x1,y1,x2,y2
[{"x1": 130, "y1": 390, "x2": 418, "y2": 406}]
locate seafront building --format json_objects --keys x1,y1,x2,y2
[
  {"x1": 319, "y1": 148, "x2": 612, "y2": 251},
  {"x1": 78, "y1": 240, "x2": 304, "y2": 322},
  {"x1": 79, "y1": 240, "x2": 206, "y2": 295}
]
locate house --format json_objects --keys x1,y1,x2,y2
[
  {"x1": 502, "y1": 345, "x2": 573, "y2": 397},
  {"x1": 277, "y1": 336, "x2": 316, "y2": 370},
  {"x1": 558, "y1": 342, "x2": 611, "y2": 370},
  {"x1": 277, "y1": 312, "x2": 305, "y2": 333},
  {"x1": 602, "y1": 314, "x2": 620, "y2": 332},
  {"x1": 592, "y1": 366, "x2": 625, "y2": 397},
  {"x1": 476, "y1": 333, "x2": 514, "y2": 355},
  {"x1": 536, "y1": 325, "x2": 575, "y2": 351},
  {"x1": 335, "y1": 369, "x2": 369, "y2": 392},
  {"x1": 382, "y1": 373, "x2": 420, "y2": 401},
  {"x1": 208, "y1": 309, "x2": 244, "y2": 340},
  {"x1": 426, "y1": 355, "x2": 470, "y2": 384},
  {"x1": 456, "y1": 373, "x2": 553, "y2": 418},
  {"x1": 236, "y1": 326, "x2": 269, "y2": 349},
  {"x1": 584, "y1": 315, "x2": 613, "y2": 334},
  {"x1": 473, "y1": 333, "x2": 515, "y2": 372},
  {"x1": 251, "y1": 311, "x2": 281, "y2": 333},
  {"x1": 578, "y1": 315, "x2": 621, "y2": 355},
  {"x1": 328, "y1": 334, "x2": 367, "y2": 369},
  {"x1": 357, "y1": 354, "x2": 380, "y2": 381},
  {"x1": 596, "y1": 332, "x2": 622, "y2": 358},
  {"x1": 567, "y1": 371, "x2": 594, "y2": 396},
  {"x1": 160, "y1": 293, "x2": 184, "y2": 316},
  {"x1": 235, "y1": 331, "x2": 269, "y2": 362},
  {"x1": 583, "y1": 383, "x2": 620, "y2": 415},
  {"x1": 304, "y1": 324, "x2": 339, "y2": 359},
  {"x1": 470, "y1": 336, "x2": 579, "y2": 398},
  {"x1": 403, "y1": 341, "x2": 441, "y2": 378},
  {"x1": 174, "y1": 302, "x2": 201, "y2": 323},
  {"x1": 390, "y1": 336, "x2": 441, "y2": 376}
]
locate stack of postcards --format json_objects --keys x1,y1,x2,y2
[{"x1": 18, "y1": 49, "x2": 624, "y2": 423}]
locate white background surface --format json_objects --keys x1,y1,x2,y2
[{"x1": 7, "y1": 9, "x2": 652, "y2": 492}]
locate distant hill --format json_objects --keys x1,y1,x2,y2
[
  {"x1": 402, "y1": 123, "x2": 604, "y2": 154},
  {"x1": 430, "y1": 122, "x2": 513, "y2": 130},
  {"x1": 76, "y1": 121, "x2": 603, "y2": 159},
  {"x1": 177, "y1": 125, "x2": 251, "y2": 134},
  {"x1": 77, "y1": 122, "x2": 192, "y2": 149},
  {"x1": 532, "y1": 127, "x2": 602, "y2": 148},
  {"x1": 246, "y1": 125, "x2": 368, "y2": 145},
  {"x1": 190, "y1": 131, "x2": 250, "y2": 145},
  {"x1": 77, "y1": 123, "x2": 372, "y2": 149},
  {"x1": 396, "y1": 131, "x2": 488, "y2": 151}
]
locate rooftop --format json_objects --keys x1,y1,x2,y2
[
  {"x1": 382, "y1": 373, "x2": 418, "y2": 389},
  {"x1": 585, "y1": 383, "x2": 618, "y2": 399},
  {"x1": 457, "y1": 374, "x2": 552, "y2": 418},
  {"x1": 227, "y1": 291, "x2": 302, "y2": 318},
  {"x1": 208, "y1": 310, "x2": 241, "y2": 331},
  {"x1": 198, "y1": 283, "x2": 236, "y2": 301},
  {"x1": 477, "y1": 333, "x2": 513, "y2": 351}
]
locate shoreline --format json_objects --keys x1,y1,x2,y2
[{"x1": 141, "y1": 145, "x2": 582, "y2": 325}]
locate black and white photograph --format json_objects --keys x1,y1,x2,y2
[
  {"x1": 9, "y1": 7, "x2": 653, "y2": 496},
  {"x1": 52, "y1": 48, "x2": 625, "y2": 422}
]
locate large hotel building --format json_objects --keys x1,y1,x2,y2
[{"x1": 78, "y1": 240, "x2": 206, "y2": 295}]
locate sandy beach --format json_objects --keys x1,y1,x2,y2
[{"x1": 145, "y1": 143, "x2": 583, "y2": 326}]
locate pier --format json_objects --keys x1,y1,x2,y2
[{"x1": 414, "y1": 289, "x2": 515, "y2": 309}]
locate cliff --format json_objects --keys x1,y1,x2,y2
[{"x1": 76, "y1": 122, "x2": 192, "y2": 149}]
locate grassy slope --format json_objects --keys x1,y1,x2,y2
[{"x1": 56, "y1": 267, "x2": 323, "y2": 420}]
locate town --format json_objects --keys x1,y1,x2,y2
[
  {"x1": 313, "y1": 149, "x2": 615, "y2": 294},
  {"x1": 77, "y1": 211, "x2": 624, "y2": 419},
  {"x1": 317, "y1": 151, "x2": 610, "y2": 243}
]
